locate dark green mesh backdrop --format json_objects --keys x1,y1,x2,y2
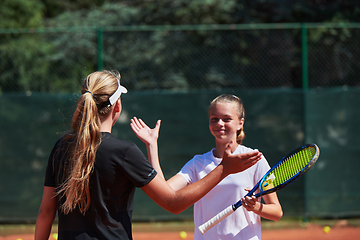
[
  {"x1": 1, "y1": 88, "x2": 359, "y2": 222},
  {"x1": 304, "y1": 88, "x2": 360, "y2": 217},
  {"x1": 1, "y1": 23, "x2": 360, "y2": 222}
]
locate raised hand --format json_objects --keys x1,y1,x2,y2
[{"x1": 130, "y1": 117, "x2": 161, "y2": 146}]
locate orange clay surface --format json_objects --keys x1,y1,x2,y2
[{"x1": 1, "y1": 220, "x2": 359, "y2": 240}]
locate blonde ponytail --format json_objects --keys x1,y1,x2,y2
[{"x1": 58, "y1": 70, "x2": 122, "y2": 214}]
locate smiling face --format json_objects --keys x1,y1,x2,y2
[{"x1": 208, "y1": 101, "x2": 244, "y2": 145}]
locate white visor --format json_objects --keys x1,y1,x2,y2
[{"x1": 108, "y1": 82, "x2": 127, "y2": 107}]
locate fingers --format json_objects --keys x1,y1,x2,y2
[
  {"x1": 226, "y1": 140, "x2": 234, "y2": 149},
  {"x1": 130, "y1": 117, "x2": 161, "y2": 136},
  {"x1": 241, "y1": 196, "x2": 258, "y2": 211},
  {"x1": 242, "y1": 151, "x2": 263, "y2": 166},
  {"x1": 238, "y1": 156, "x2": 260, "y2": 170},
  {"x1": 224, "y1": 141, "x2": 234, "y2": 156},
  {"x1": 155, "y1": 119, "x2": 161, "y2": 131},
  {"x1": 224, "y1": 150, "x2": 262, "y2": 174},
  {"x1": 242, "y1": 150, "x2": 261, "y2": 158},
  {"x1": 133, "y1": 117, "x2": 143, "y2": 128},
  {"x1": 244, "y1": 187, "x2": 252, "y2": 192},
  {"x1": 130, "y1": 117, "x2": 146, "y2": 131},
  {"x1": 138, "y1": 118, "x2": 148, "y2": 128},
  {"x1": 222, "y1": 147, "x2": 263, "y2": 175},
  {"x1": 130, "y1": 117, "x2": 141, "y2": 133},
  {"x1": 131, "y1": 117, "x2": 160, "y2": 129},
  {"x1": 130, "y1": 118, "x2": 140, "y2": 132},
  {"x1": 234, "y1": 150, "x2": 262, "y2": 168}
]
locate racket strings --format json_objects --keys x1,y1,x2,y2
[{"x1": 269, "y1": 146, "x2": 316, "y2": 187}]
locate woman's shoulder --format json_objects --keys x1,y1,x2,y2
[
  {"x1": 51, "y1": 133, "x2": 71, "y2": 151},
  {"x1": 186, "y1": 149, "x2": 216, "y2": 167},
  {"x1": 100, "y1": 132, "x2": 137, "y2": 150},
  {"x1": 98, "y1": 133, "x2": 148, "y2": 163},
  {"x1": 236, "y1": 144, "x2": 257, "y2": 153},
  {"x1": 191, "y1": 149, "x2": 214, "y2": 160},
  {"x1": 101, "y1": 132, "x2": 131, "y2": 143},
  {"x1": 238, "y1": 144, "x2": 270, "y2": 172}
]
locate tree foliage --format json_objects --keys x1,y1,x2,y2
[
  {"x1": 1, "y1": 0, "x2": 360, "y2": 92},
  {"x1": 0, "y1": 0, "x2": 44, "y2": 28}
]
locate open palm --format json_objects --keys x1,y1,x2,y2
[{"x1": 130, "y1": 117, "x2": 161, "y2": 145}]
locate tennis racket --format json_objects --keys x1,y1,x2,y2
[{"x1": 198, "y1": 143, "x2": 320, "y2": 234}]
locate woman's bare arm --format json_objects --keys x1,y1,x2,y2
[
  {"x1": 34, "y1": 186, "x2": 57, "y2": 240},
  {"x1": 141, "y1": 144, "x2": 262, "y2": 214}
]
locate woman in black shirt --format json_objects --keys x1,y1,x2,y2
[{"x1": 34, "y1": 70, "x2": 262, "y2": 240}]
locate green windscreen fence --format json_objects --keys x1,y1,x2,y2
[{"x1": 0, "y1": 88, "x2": 359, "y2": 222}]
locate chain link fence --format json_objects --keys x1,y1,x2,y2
[
  {"x1": 0, "y1": 23, "x2": 360, "y2": 222},
  {"x1": 1, "y1": 23, "x2": 360, "y2": 93}
]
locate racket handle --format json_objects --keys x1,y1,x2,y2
[{"x1": 198, "y1": 205, "x2": 235, "y2": 234}]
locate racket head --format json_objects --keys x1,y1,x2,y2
[{"x1": 257, "y1": 143, "x2": 320, "y2": 196}]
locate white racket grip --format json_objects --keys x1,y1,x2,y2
[{"x1": 198, "y1": 205, "x2": 235, "y2": 234}]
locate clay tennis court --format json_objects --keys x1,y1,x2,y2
[
  {"x1": 1, "y1": 220, "x2": 359, "y2": 240},
  {"x1": 132, "y1": 227, "x2": 360, "y2": 240}
]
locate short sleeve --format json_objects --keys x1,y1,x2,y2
[
  {"x1": 254, "y1": 156, "x2": 271, "y2": 183},
  {"x1": 177, "y1": 157, "x2": 197, "y2": 184},
  {"x1": 122, "y1": 144, "x2": 157, "y2": 188},
  {"x1": 44, "y1": 140, "x2": 61, "y2": 187}
]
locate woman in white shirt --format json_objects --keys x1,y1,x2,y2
[{"x1": 131, "y1": 94, "x2": 283, "y2": 240}]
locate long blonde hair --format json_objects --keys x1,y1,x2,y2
[
  {"x1": 58, "y1": 70, "x2": 122, "y2": 214},
  {"x1": 209, "y1": 94, "x2": 245, "y2": 144}
]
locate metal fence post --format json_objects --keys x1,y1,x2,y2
[
  {"x1": 301, "y1": 23, "x2": 309, "y2": 222},
  {"x1": 97, "y1": 27, "x2": 103, "y2": 70},
  {"x1": 301, "y1": 24, "x2": 308, "y2": 90}
]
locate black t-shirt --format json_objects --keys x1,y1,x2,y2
[{"x1": 44, "y1": 132, "x2": 157, "y2": 240}]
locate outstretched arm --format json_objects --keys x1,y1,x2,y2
[
  {"x1": 132, "y1": 117, "x2": 263, "y2": 214},
  {"x1": 141, "y1": 141, "x2": 262, "y2": 214},
  {"x1": 131, "y1": 117, "x2": 189, "y2": 190},
  {"x1": 130, "y1": 117, "x2": 164, "y2": 179}
]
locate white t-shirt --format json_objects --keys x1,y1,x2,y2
[{"x1": 178, "y1": 145, "x2": 270, "y2": 240}]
